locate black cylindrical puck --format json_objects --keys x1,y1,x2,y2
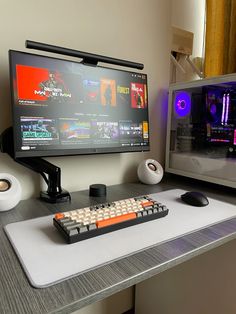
[{"x1": 89, "y1": 184, "x2": 107, "y2": 197}]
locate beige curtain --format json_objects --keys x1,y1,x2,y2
[{"x1": 204, "y1": 0, "x2": 236, "y2": 77}]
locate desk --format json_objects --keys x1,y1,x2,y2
[{"x1": 0, "y1": 176, "x2": 235, "y2": 313}]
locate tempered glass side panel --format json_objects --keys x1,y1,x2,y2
[{"x1": 166, "y1": 79, "x2": 236, "y2": 188}]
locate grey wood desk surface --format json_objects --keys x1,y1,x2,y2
[{"x1": 0, "y1": 176, "x2": 235, "y2": 314}]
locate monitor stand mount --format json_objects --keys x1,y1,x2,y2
[
  {"x1": 16, "y1": 157, "x2": 71, "y2": 203},
  {"x1": 0, "y1": 127, "x2": 71, "y2": 203}
]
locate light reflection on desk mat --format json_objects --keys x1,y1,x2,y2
[{"x1": 4, "y1": 189, "x2": 236, "y2": 288}]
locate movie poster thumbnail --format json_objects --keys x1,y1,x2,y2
[
  {"x1": 142, "y1": 121, "x2": 149, "y2": 139},
  {"x1": 119, "y1": 122, "x2": 143, "y2": 139},
  {"x1": 21, "y1": 118, "x2": 59, "y2": 141},
  {"x1": 59, "y1": 119, "x2": 91, "y2": 143},
  {"x1": 100, "y1": 79, "x2": 116, "y2": 106},
  {"x1": 130, "y1": 83, "x2": 147, "y2": 108},
  {"x1": 91, "y1": 122, "x2": 119, "y2": 139},
  {"x1": 117, "y1": 85, "x2": 130, "y2": 106},
  {"x1": 16, "y1": 65, "x2": 83, "y2": 104},
  {"x1": 83, "y1": 79, "x2": 100, "y2": 104}
]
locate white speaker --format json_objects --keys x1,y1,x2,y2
[
  {"x1": 137, "y1": 159, "x2": 163, "y2": 185},
  {"x1": 0, "y1": 173, "x2": 22, "y2": 211}
]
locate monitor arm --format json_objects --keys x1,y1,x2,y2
[
  {"x1": 16, "y1": 157, "x2": 71, "y2": 203},
  {"x1": 0, "y1": 127, "x2": 71, "y2": 203}
]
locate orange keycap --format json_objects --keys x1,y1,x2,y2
[
  {"x1": 96, "y1": 212, "x2": 136, "y2": 228},
  {"x1": 55, "y1": 213, "x2": 65, "y2": 220},
  {"x1": 141, "y1": 201, "x2": 153, "y2": 207}
]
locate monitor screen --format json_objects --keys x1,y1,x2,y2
[{"x1": 9, "y1": 50, "x2": 150, "y2": 158}]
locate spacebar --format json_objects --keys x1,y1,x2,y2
[{"x1": 96, "y1": 213, "x2": 136, "y2": 228}]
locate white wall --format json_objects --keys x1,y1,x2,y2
[
  {"x1": 171, "y1": 0, "x2": 205, "y2": 57},
  {"x1": 0, "y1": 0, "x2": 171, "y2": 199},
  {"x1": 171, "y1": 0, "x2": 206, "y2": 82}
]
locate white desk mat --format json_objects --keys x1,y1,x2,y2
[{"x1": 4, "y1": 189, "x2": 236, "y2": 288}]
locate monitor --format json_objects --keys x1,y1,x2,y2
[{"x1": 9, "y1": 50, "x2": 150, "y2": 158}]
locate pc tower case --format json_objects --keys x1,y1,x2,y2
[{"x1": 165, "y1": 73, "x2": 236, "y2": 188}]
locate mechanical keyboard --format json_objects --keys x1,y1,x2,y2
[{"x1": 53, "y1": 195, "x2": 169, "y2": 244}]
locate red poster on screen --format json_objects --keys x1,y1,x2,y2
[
  {"x1": 16, "y1": 65, "x2": 49, "y2": 101},
  {"x1": 130, "y1": 82, "x2": 146, "y2": 108}
]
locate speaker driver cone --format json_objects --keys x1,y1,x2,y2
[
  {"x1": 0, "y1": 179, "x2": 11, "y2": 192},
  {"x1": 147, "y1": 163, "x2": 157, "y2": 171}
]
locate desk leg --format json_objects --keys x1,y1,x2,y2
[{"x1": 135, "y1": 239, "x2": 236, "y2": 314}]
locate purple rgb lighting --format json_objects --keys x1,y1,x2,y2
[
  {"x1": 221, "y1": 93, "x2": 230, "y2": 125},
  {"x1": 174, "y1": 91, "x2": 191, "y2": 117},
  {"x1": 226, "y1": 93, "x2": 230, "y2": 124},
  {"x1": 221, "y1": 94, "x2": 226, "y2": 124}
]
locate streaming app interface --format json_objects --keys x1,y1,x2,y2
[{"x1": 10, "y1": 51, "x2": 149, "y2": 157}]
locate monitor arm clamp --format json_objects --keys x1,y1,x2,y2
[{"x1": 0, "y1": 127, "x2": 71, "y2": 203}]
